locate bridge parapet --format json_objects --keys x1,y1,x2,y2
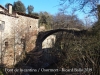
[{"x1": 40, "y1": 28, "x2": 84, "y2": 32}]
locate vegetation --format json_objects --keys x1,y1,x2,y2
[
  {"x1": 27, "y1": 5, "x2": 34, "y2": 14},
  {"x1": 2, "y1": 0, "x2": 100, "y2": 75},
  {"x1": 5, "y1": 1, "x2": 38, "y2": 17},
  {"x1": 5, "y1": 3, "x2": 9, "y2": 9},
  {"x1": 60, "y1": 0, "x2": 98, "y2": 15},
  {"x1": 52, "y1": 12, "x2": 84, "y2": 29},
  {"x1": 39, "y1": 12, "x2": 53, "y2": 30},
  {"x1": 13, "y1": 1, "x2": 26, "y2": 13},
  {"x1": 0, "y1": 70, "x2": 3, "y2": 75},
  {"x1": 50, "y1": 4, "x2": 100, "y2": 75},
  {"x1": 50, "y1": 30, "x2": 99, "y2": 75}
]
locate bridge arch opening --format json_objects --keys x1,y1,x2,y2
[
  {"x1": 36, "y1": 28, "x2": 85, "y2": 51},
  {"x1": 42, "y1": 35, "x2": 56, "y2": 49},
  {"x1": 42, "y1": 30, "x2": 78, "y2": 49},
  {"x1": 41, "y1": 29, "x2": 81, "y2": 43}
]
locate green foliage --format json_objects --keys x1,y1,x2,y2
[
  {"x1": 27, "y1": 5, "x2": 34, "y2": 14},
  {"x1": 5, "y1": 3, "x2": 9, "y2": 9},
  {"x1": 39, "y1": 12, "x2": 53, "y2": 30},
  {"x1": 13, "y1": 1, "x2": 26, "y2": 13},
  {"x1": 31, "y1": 12, "x2": 39, "y2": 16},
  {"x1": 0, "y1": 69, "x2": 3, "y2": 75}
]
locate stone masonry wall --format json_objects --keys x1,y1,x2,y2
[{"x1": 0, "y1": 13, "x2": 39, "y2": 67}]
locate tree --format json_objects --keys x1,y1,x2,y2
[
  {"x1": 60, "y1": 0, "x2": 98, "y2": 15},
  {"x1": 5, "y1": 3, "x2": 9, "y2": 9},
  {"x1": 92, "y1": 5, "x2": 100, "y2": 32},
  {"x1": 52, "y1": 28, "x2": 100, "y2": 75},
  {"x1": 13, "y1": 1, "x2": 26, "y2": 13},
  {"x1": 27, "y1": 5, "x2": 34, "y2": 14},
  {"x1": 39, "y1": 12, "x2": 53, "y2": 30},
  {"x1": 53, "y1": 12, "x2": 84, "y2": 29}
]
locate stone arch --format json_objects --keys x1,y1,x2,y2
[{"x1": 35, "y1": 28, "x2": 86, "y2": 51}]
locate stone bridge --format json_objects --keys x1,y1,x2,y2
[
  {"x1": 15, "y1": 28, "x2": 87, "y2": 70},
  {"x1": 35, "y1": 28, "x2": 87, "y2": 51}
]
